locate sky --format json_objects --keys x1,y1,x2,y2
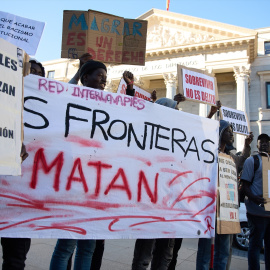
[{"x1": 1, "y1": 0, "x2": 270, "y2": 62}]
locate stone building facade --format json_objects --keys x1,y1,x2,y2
[{"x1": 42, "y1": 9, "x2": 270, "y2": 152}]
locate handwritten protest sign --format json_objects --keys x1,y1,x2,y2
[
  {"x1": 220, "y1": 106, "x2": 249, "y2": 135},
  {"x1": 0, "y1": 38, "x2": 25, "y2": 175},
  {"x1": 217, "y1": 153, "x2": 240, "y2": 234},
  {"x1": 61, "y1": 10, "x2": 147, "y2": 65},
  {"x1": 262, "y1": 157, "x2": 270, "y2": 211},
  {"x1": 0, "y1": 11, "x2": 45, "y2": 55},
  {"x1": 0, "y1": 75, "x2": 219, "y2": 239},
  {"x1": 178, "y1": 65, "x2": 218, "y2": 106},
  {"x1": 117, "y1": 78, "x2": 151, "y2": 101}
]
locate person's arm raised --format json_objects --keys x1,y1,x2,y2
[
  {"x1": 207, "y1": 100, "x2": 221, "y2": 119},
  {"x1": 123, "y1": 71, "x2": 135, "y2": 96}
]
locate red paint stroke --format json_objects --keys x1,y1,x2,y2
[
  {"x1": 0, "y1": 180, "x2": 9, "y2": 186},
  {"x1": 124, "y1": 154, "x2": 151, "y2": 166},
  {"x1": 35, "y1": 225, "x2": 86, "y2": 235},
  {"x1": 130, "y1": 218, "x2": 200, "y2": 228},
  {"x1": 174, "y1": 190, "x2": 216, "y2": 218},
  {"x1": 171, "y1": 177, "x2": 210, "y2": 208},
  {"x1": 66, "y1": 158, "x2": 89, "y2": 193},
  {"x1": 160, "y1": 168, "x2": 181, "y2": 174},
  {"x1": 191, "y1": 191, "x2": 216, "y2": 218},
  {"x1": 51, "y1": 215, "x2": 201, "y2": 233},
  {"x1": 108, "y1": 218, "x2": 120, "y2": 232},
  {"x1": 104, "y1": 168, "x2": 132, "y2": 200},
  {"x1": 204, "y1": 216, "x2": 214, "y2": 234},
  {"x1": 26, "y1": 141, "x2": 48, "y2": 152},
  {"x1": 137, "y1": 171, "x2": 158, "y2": 203},
  {"x1": 0, "y1": 188, "x2": 127, "y2": 211},
  {"x1": 30, "y1": 148, "x2": 64, "y2": 192},
  {"x1": 65, "y1": 135, "x2": 102, "y2": 148},
  {"x1": 52, "y1": 215, "x2": 164, "y2": 226},
  {"x1": 156, "y1": 156, "x2": 175, "y2": 163},
  {"x1": 0, "y1": 215, "x2": 64, "y2": 231},
  {"x1": 168, "y1": 171, "x2": 193, "y2": 186},
  {"x1": 0, "y1": 193, "x2": 49, "y2": 211}
]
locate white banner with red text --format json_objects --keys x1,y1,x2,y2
[{"x1": 0, "y1": 75, "x2": 219, "y2": 239}]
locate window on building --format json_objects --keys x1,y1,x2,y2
[
  {"x1": 47, "y1": 70, "x2": 55, "y2": 78},
  {"x1": 266, "y1": 82, "x2": 270, "y2": 108},
  {"x1": 265, "y1": 42, "x2": 270, "y2": 55}
]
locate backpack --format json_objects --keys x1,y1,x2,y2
[{"x1": 238, "y1": 154, "x2": 260, "y2": 204}]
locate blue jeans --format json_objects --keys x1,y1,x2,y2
[
  {"x1": 196, "y1": 234, "x2": 230, "y2": 270},
  {"x1": 50, "y1": 239, "x2": 96, "y2": 270},
  {"x1": 247, "y1": 213, "x2": 270, "y2": 270},
  {"x1": 196, "y1": 238, "x2": 211, "y2": 270},
  {"x1": 213, "y1": 234, "x2": 230, "y2": 270}
]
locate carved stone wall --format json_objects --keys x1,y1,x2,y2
[{"x1": 147, "y1": 24, "x2": 216, "y2": 50}]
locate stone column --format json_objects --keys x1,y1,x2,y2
[
  {"x1": 199, "y1": 104, "x2": 208, "y2": 118},
  {"x1": 163, "y1": 73, "x2": 177, "y2": 99},
  {"x1": 233, "y1": 65, "x2": 250, "y2": 152}
]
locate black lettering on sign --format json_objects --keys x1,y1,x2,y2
[{"x1": 0, "y1": 81, "x2": 16, "y2": 96}]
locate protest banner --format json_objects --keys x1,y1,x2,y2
[
  {"x1": 262, "y1": 156, "x2": 270, "y2": 211},
  {"x1": 178, "y1": 65, "x2": 218, "y2": 106},
  {"x1": 61, "y1": 10, "x2": 147, "y2": 65},
  {"x1": 0, "y1": 38, "x2": 27, "y2": 175},
  {"x1": 220, "y1": 106, "x2": 249, "y2": 136},
  {"x1": 216, "y1": 153, "x2": 240, "y2": 234},
  {"x1": 117, "y1": 78, "x2": 151, "y2": 101},
  {"x1": 0, "y1": 11, "x2": 45, "y2": 55},
  {"x1": 0, "y1": 75, "x2": 219, "y2": 239}
]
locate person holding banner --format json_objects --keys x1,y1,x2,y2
[
  {"x1": 241, "y1": 134, "x2": 270, "y2": 270},
  {"x1": 131, "y1": 94, "x2": 186, "y2": 270},
  {"x1": 196, "y1": 120, "x2": 253, "y2": 270},
  {"x1": 1, "y1": 59, "x2": 45, "y2": 270},
  {"x1": 167, "y1": 100, "x2": 221, "y2": 270},
  {"x1": 50, "y1": 60, "x2": 136, "y2": 270},
  {"x1": 1, "y1": 144, "x2": 29, "y2": 270},
  {"x1": 69, "y1": 53, "x2": 93, "y2": 85}
]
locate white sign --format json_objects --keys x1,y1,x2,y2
[
  {"x1": 0, "y1": 75, "x2": 219, "y2": 239},
  {"x1": 0, "y1": 38, "x2": 24, "y2": 175},
  {"x1": 218, "y1": 154, "x2": 239, "y2": 222},
  {"x1": 0, "y1": 11, "x2": 45, "y2": 55},
  {"x1": 117, "y1": 78, "x2": 151, "y2": 101},
  {"x1": 220, "y1": 106, "x2": 249, "y2": 135},
  {"x1": 179, "y1": 66, "x2": 217, "y2": 106}
]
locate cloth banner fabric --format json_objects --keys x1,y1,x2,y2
[
  {"x1": 0, "y1": 38, "x2": 24, "y2": 175},
  {"x1": 0, "y1": 11, "x2": 45, "y2": 55},
  {"x1": 0, "y1": 75, "x2": 219, "y2": 239}
]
